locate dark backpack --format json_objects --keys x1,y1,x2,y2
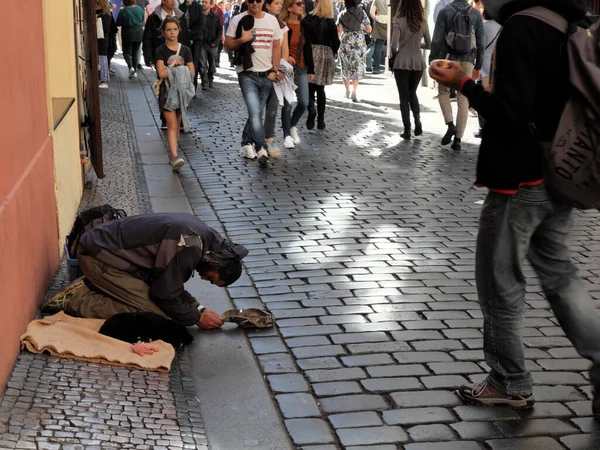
[
  {"x1": 66, "y1": 204, "x2": 127, "y2": 256},
  {"x1": 445, "y1": 4, "x2": 475, "y2": 55},
  {"x1": 516, "y1": 8, "x2": 600, "y2": 210}
]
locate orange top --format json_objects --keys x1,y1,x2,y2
[{"x1": 288, "y1": 23, "x2": 305, "y2": 69}]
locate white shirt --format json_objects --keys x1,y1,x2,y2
[{"x1": 226, "y1": 12, "x2": 283, "y2": 73}]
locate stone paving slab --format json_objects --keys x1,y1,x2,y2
[{"x1": 170, "y1": 56, "x2": 600, "y2": 449}]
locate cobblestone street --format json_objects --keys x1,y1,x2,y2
[{"x1": 2, "y1": 56, "x2": 600, "y2": 450}]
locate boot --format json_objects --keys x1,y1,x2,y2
[
  {"x1": 442, "y1": 122, "x2": 457, "y2": 145},
  {"x1": 451, "y1": 137, "x2": 462, "y2": 150},
  {"x1": 401, "y1": 125, "x2": 411, "y2": 140},
  {"x1": 414, "y1": 116, "x2": 423, "y2": 136},
  {"x1": 306, "y1": 107, "x2": 317, "y2": 130},
  {"x1": 317, "y1": 101, "x2": 326, "y2": 130}
]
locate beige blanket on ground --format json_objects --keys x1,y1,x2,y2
[{"x1": 20, "y1": 312, "x2": 175, "y2": 372}]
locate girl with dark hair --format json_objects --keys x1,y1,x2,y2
[
  {"x1": 390, "y1": 0, "x2": 430, "y2": 139},
  {"x1": 117, "y1": 0, "x2": 145, "y2": 79},
  {"x1": 280, "y1": 0, "x2": 315, "y2": 148},
  {"x1": 154, "y1": 17, "x2": 195, "y2": 171},
  {"x1": 304, "y1": 0, "x2": 340, "y2": 129},
  {"x1": 336, "y1": 0, "x2": 372, "y2": 102}
]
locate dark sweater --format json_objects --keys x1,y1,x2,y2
[
  {"x1": 461, "y1": 0, "x2": 587, "y2": 193},
  {"x1": 303, "y1": 15, "x2": 340, "y2": 54}
]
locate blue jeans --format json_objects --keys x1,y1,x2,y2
[
  {"x1": 238, "y1": 72, "x2": 273, "y2": 149},
  {"x1": 477, "y1": 184, "x2": 600, "y2": 395},
  {"x1": 365, "y1": 41, "x2": 374, "y2": 70},
  {"x1": 282, "y1": 68, "x2": 309, "y2": 137},
  {"x1": 373, "y1": 39, "x2": 384, "y2": 71}
]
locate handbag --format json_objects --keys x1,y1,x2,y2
[{"x1": 96, "y1": 16, "x2": 104, "y2": 40}]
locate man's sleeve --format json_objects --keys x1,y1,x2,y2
[
  {"x1": 429, "y1": 10, "x2": 447, "y2": 63},
  {"x1": 462, "y1": 20, "x2": 539, "y2": 134},
  {"x1": 214, "y1": 16, "x2": 223, "y2": 45},
  {"x1": 474, "y1": 14, "x2": 485, "y2": 70},
  {"x1": 142, "y1": 18, "x2": 153, "y2": 65},
  {"x1": 153, "y1": 289, "x2": 201, "y2": 326},
  {"x1": 226, "y1": 14, "x2": 239, "y2": 38}
]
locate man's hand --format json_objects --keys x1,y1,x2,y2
[
  {"x1": 268, "y1": 72, "x2": 277, "y2": 81},
  {"x1": 308, "y1": 73, "x2": 315, "y2": 82},
  {"x1": 472, "y1": 69, "x2": 481, "y2": 81},
  {"x1": 429, "y1": 60, "x2": 469, "y2": 91},
  {"x1": 197, "y1": 308, "x2": 224, "y2": 329},
  {"x1": 241, "y1": 28, "x2": 253, "y2": 44}
]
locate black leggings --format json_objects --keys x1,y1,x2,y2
[
  {"x1": 308, "y1": 84, "x2": 326, "y2": 119},
  {"x1": 393, "y1": 69, "x2": 423, "y2": 127}
]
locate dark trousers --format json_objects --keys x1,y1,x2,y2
[
  {"x1": 191, "y1": 39, "x2": 205, "y2": 87},
  {"x1": 393, "y1": 69, "x2": 423, "y2": 128},
  {"x1": 308, "y1": 84, "x2": 326, "y2": 121},
  {"x1": 122, "y1": 39, "x2": 142, "y2": 70},
  {"x1": 200, "y1": 44, "x2": 219, "y2": 85}
]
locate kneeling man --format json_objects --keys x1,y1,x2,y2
[{"x1": 65, "y1": 213, "x2": 248, "y2": 330}]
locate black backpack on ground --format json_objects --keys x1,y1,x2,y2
[{"x1": 66, "y1": 205, "x2": 127, "y2": 257}]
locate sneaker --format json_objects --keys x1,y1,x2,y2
[
  {"x1": 132, "y1": 71, "x2": 138, "y2": 79},
  {"x1": 456, "y1": 380, "x2": 535, "y2": 409},
  {"x1": 137, "y1": 63, "x2": 144, "y2": 71},
  {"x1": 266, "y1": 141, "x2": 281, "y2": 157},
  {"x1": 99, "y1": 82, "x2": 109, "y2": 89},
  {"x1": 283, "y1": 136, "x2": 295, "y2": 149},
  {"x1": 129, "y1": 67, "x2": 135, "y2": 79},
  {"x1": 160, "y1": 121, "x2": 168, "y2": 130},
  {"x1": 240, "y1": 144, "x2": 257, "y2": 159},
  {"x1": 366, "y1": 67, "x2": 373, "y2": 72},
  {"x1": 209, "y1": 81, "x2": 214, "y2": 88},
  {"x1": 257, "y1": 148, "x2": 269, "y2": 166},
  {"x1": 290, "y1": 127, "x2": 301, "y2": 144},
  {"x1": 202, "y1": 83, "x2": 208, "y2": 91},
  {"x1": 169, "y1": 156, "x2": 185, "y2": 172},
  {"x1": 373, "y1": 68, "x2": 385, "y2": 75}
]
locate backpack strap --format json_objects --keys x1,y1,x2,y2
[{"x1": 513, "y1": 6, "x2": 568, "y2": 34}]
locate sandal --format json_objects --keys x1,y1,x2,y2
[
  {"x1": 41, "y1": 277, "x2": 86, "y2": 314},
  {"x1": 221, "y1": 308, "x2": 275, "y2": 329}
]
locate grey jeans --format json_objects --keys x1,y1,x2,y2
[{"x1": 477, "y1": 184, "x2": 600, "y2": 395}]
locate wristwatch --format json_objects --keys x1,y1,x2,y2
[{"x1": 197, "y1": 304, "x2": 207, "y2": 316}]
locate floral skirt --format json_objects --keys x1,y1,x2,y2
[
  {"x1": 339, "y1": 31, "x2": 366, "y2": 80},
  {"x1": 311, "y1": 44, "x2": 335, "y2": 86}
]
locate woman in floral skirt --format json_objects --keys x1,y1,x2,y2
[{"x1": 336, "y1": 0, "x2": 371, "y2": 102}]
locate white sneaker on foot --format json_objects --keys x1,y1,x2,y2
[
  {"x1": 257, "y1": 148, "x2": 269, "y2": 166},
  {"x1": 129, "y1": 67, "x2": 135, "y2": 79},
  {"x1": 290, "y1": 126, "x2": 301, "y2": 144},
  {"x1": 266, "y1": 141, "x2": 281, "y2": 157},
  {"x1": 169, "y1": 156, "x2": 185, "y2": 172},
  {"x1": 99, "y1": 82, "x2": 109, "y2": 89},
  {"x1": 240, "y1": 144, "x2": 257, "y2": 159},
  {"x1": 283, "y1": 136, "x2": 295, "y2": 149}
]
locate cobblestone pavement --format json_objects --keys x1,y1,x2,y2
[
  {"x1": 0, "y1": 62, "x2": 207, "y2": 450},
  {"x1": 170, "y1": 64, "x2": 600, "y2": 449}
]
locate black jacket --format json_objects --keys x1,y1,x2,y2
[
  {"x1": 462, "y1": 0, "x2": 587, "y2": 192},
  {"x1": 303, "y1": 15, "x2": 340, "y2": 54},
  {"x1": 142, "y1": 7, "x2": 190, "y2": 66},
  {"x1": 180, "y1": 1, "x2": 205, "y2": 41},
  {"x1": 97, "y1": 13, "x2": 117, "y2": 56},
  {"x1": 203, "y1": 10, "x2": 223, "y2": 46},
  {"x1": 287, "y1": 18, "x2": 315, "y2": 74}
]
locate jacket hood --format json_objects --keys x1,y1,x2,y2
[
  {"x1": 485, "y1": 0, "x2": 587, "y2": 25},
  {"x1": 154, "y1": 4, "x2": 185, "y2": 19}
]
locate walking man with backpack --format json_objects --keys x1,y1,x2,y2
[
  {"x1": 430, "y1": 0, "x2": 484, "y2": 150},
  {"x1": 429, "y1": 0, "x2": 600, "y2": 413}
]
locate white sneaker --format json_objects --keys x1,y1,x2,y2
[
  {"x1": 169, "y1": 156, "x2": 185, "y2": 172},
  {"x1": 257, "y1": 148, "x2": 269, "y2": 166},
  {"x1": 132, "y1": 70, "x2": 138, "y2": 79},
  {"x1": 290, "y1": 126, "x2": 301, "y2": 144},
  {"x1": 129, "y1": 67, "x2": 135, "y2": 79},
  {"x1": 266, "y1": 141, "x2": 281, "y2": 157},
  {"x1": 99, "y1": 82, "x2": 109, "y2": 89},
  {"x1": 240, "y1": 144, "x2": 257, "y2": 159},
  {"x1": 283, "y1": 136, "x2": 295, "y2": 149}
]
